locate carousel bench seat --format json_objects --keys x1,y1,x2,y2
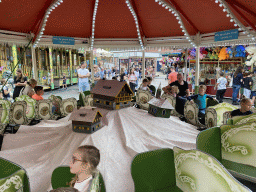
[
  {"x1": 197, "y1": 121, "x2": 256, "y2": 183},
  {"x1": 205, "y1": 102, "x2": 238, "y2": 128},
  {"x1": 0, "y1": 157, "x2": 30, "y2": 191},
  {"x1": 226, "y1": 112, "x2": 256, "y2": 125},
  {"x1": 4, "y1": 101, "x2": 29, "y2": 134},
  {"x1": 161, "y1": 94, "x2": 181, "y2": 117},
  {"x1": 15, "y1": 95, "x2": 37, "y2": 124},
  {"x1": 131, "y1": 147, "x2": 250, "y2": 192},
  {"x1": 136, "y1": 90, "x2": 153, "y2": 110},
  {"x1": 49, "y1": 95, "x2": 63, "y2": 118},
  {"x1": 51, "y1": 166, "x2": 105, "y2": 191},
  {"x1": 184, "y1": 98, "x2": 219, "y2": 129},
  {"x1": 60, "y1": 98, "x2": 77, "y2": 117}
]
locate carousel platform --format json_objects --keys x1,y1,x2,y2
[{"x1": 0, "y1": 107, "x2": 198, "y2": 192}]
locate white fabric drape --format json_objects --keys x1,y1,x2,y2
[{"x1": 0, "y1": 107, "x2": 199, "y2": 192}]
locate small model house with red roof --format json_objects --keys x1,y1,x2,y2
[
  {"x1": 69, "y1": 108, "x2": 103, "y2": 133},
  {"x1": 91, "y1": 80, "x2": 134, "y2": 110},
  {"x1": 148, "y1": 98, "x2": 174, "y2": 118}
]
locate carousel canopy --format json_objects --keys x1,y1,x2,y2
[{"x1": 0, "y1": 0, "x2": 255, "y2": 50}]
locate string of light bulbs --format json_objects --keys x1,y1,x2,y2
[
  {"x1": 90, "y1": 0, "x2": 99, "y2": 50},
  {"x1": 154, "y1": 0, "x2": 197, "y2": 47},
  {"x1": 33, "y1": 0, "x2": 64, "y2": 48},
  {"x1": 215, "y1": 0, "x2": 256, "y2": 41},
  {"x1": 125, "y1": 0, "x2": 144, "y2": 50}
]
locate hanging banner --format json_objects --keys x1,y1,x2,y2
[
  {"x1": 214, "y1": 29, "x2": 239, "y2": 42},
  {"x1": 53, "y1": 36, "x2": 75, "y2": 45},
  {"x1": 49, "y1": 48, "x2": 54, "y2": 89}
]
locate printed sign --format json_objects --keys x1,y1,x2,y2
[
  {"x1": 52, "y1": 36, "x2": 75, "y2": 45},
  {"x1": 215, "y1": 29, "x2": 239, "y2": 42}
]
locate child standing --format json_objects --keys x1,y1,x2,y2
[
  {"x1": 63, "y1": 73, "x2": 67, "y2": 89},
  {"x1": 69, "y1": 145, "x2": 102, "y2": 192},
  {"x1": 32, "y1": 86, "x2": 44, "y2": 101},
  {"x1": 243, "y1": 72, "x2": 253, "y2": 99},
  {"x1": 231, "y1": 97, "x2": 253, "y2": 117}
]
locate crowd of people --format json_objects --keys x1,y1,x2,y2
[{"x1": 162, "y1": 64, "x2": 255, "y2": 123}]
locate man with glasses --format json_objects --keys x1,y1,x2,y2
[{"x1": 78, "y1": 61, "x2": 90, "y2": 92}]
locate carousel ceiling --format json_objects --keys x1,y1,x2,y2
[{"x1": 0, "y1": 0, "x2": 255, "y2": 50}]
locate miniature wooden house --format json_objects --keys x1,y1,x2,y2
[
  {"x1": 69, "y1": 108, "x2": 103, "y2": 134},
  {"x1": 91, "y1": 80, "x2": 134, "y2": 110},
  {"x1": 148, "y1": 98, "x2": 174, "y2": 118}
]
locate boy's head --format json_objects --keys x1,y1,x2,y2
[
  {"x1": 219, "y1": 72, "x2": 224, "y2": 77},
  {"x1": 142, "y1": 78, "x2": 149, "y2": 86},
  {"x1": 28, "y1": 79, "x2": 37, "y2": 88},
  {"x1": 240, "y1": 98, "x2": 252, "y2": 112},
  {"x1": 146, "y1": 76, "x2": 152, "y2": 85},
  {"x1": 34, "y1": 86, "x2": 44, "y2": 96},
  {"x1": 199, "y1": 85, "x2": 206, "y2": 95}
]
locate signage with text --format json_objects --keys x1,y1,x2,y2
[
  {"x1": 52, "y1": 36, "x2": 75, "y2": 45},
  {"x1": 215, "y1": 29, "x2": 239, "y2": 42}
]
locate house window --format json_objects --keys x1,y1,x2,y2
[
  {"x1": 95, "y1": 99, "x2": 100, "y2": 104},
  {"x1": 93, "y1": 127, "x2": 95, "y2": 132},
  {"x1": 162, "y1": 109, "x2": 166, "y2": 116},
  {"x1": 154, "y1": 108, "x2": 157, "y2": 114},
  {"x1": 151, "y1": 107, "x2": 154, "y2": 112},
  {"x1": 106, "y1": 101, "x2": 110, "y2": 105}
]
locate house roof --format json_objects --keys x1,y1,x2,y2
[
  {"x1": 91, "y1": 80, "x2": 134, "y2": 97},
  {"x1": 148, "y1": 98, "x2": 174, "y2": 110},
  {"x1": 69, "y1": 108, "x2": 102, "y2": 123}
]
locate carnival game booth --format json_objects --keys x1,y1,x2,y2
[{"x1": 201, "y1": 57, "x2": 244, "y2": 98}]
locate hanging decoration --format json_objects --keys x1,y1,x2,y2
[
  {"x1": 235, "y1": 45, "x2": 246, "y2": 57},
  {"x1": 218, "y1": 47, "x2": 229, "y2": 60},
  {"x1": 245, "y1": 46, "x2": 256, "y2": 66}
]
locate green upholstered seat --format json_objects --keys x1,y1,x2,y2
[
  {"x1": 0, "y1": 100, "x2": 11, "y2": 134},
  {"x1": 197, "y1": 122, "x2": 256, "y2": 183},
  {"x1": 0, "y1": 157, "x2": 30, "y2": 192},
  {"x1": 51, "y1": 166, "x2": 105, "y2": 192},
  {"x1": 131, "y1": 148, "x2": 181, "y2": 192},
  {"x1": 205, "y1": 102, "x2": 238, "y2": 128},
  {"x1": 15, "y1": 95, "x2": 37, "y2": 120},
  {"x1": 131, "y1": 148, "x2": 250, "y2": 192},
  {"x1": 226, "y1": 113, "x2": 256, "y2": 126},
  {"x1": 173, "y1": 147, "x2": 251, "y2": 191}
]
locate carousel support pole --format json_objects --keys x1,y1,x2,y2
[
  {"x1": 90, "y1": 49, "x2": 94, "y2": 85},
  {"x1": 195, "y1": 46, "x2": 200, "y2": 94},
  {"x1": 49, "y1": 47, "x2": 54, "y2": 90},
  {"x1": 69, "y1": 49, "x2": 73, "y2": 85},
  {"x1": 217, "y1": 59, "x2": 220, "y2": 80},
  {"x1": 184, "y1": 48, "x2": 188, "y2": 81},
  {"x1": 31, "y1": 46, "x2": 37, "y2": 80},
  {"x1": 142, "y1": 50, "x2": 145, "y2": 79}
]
